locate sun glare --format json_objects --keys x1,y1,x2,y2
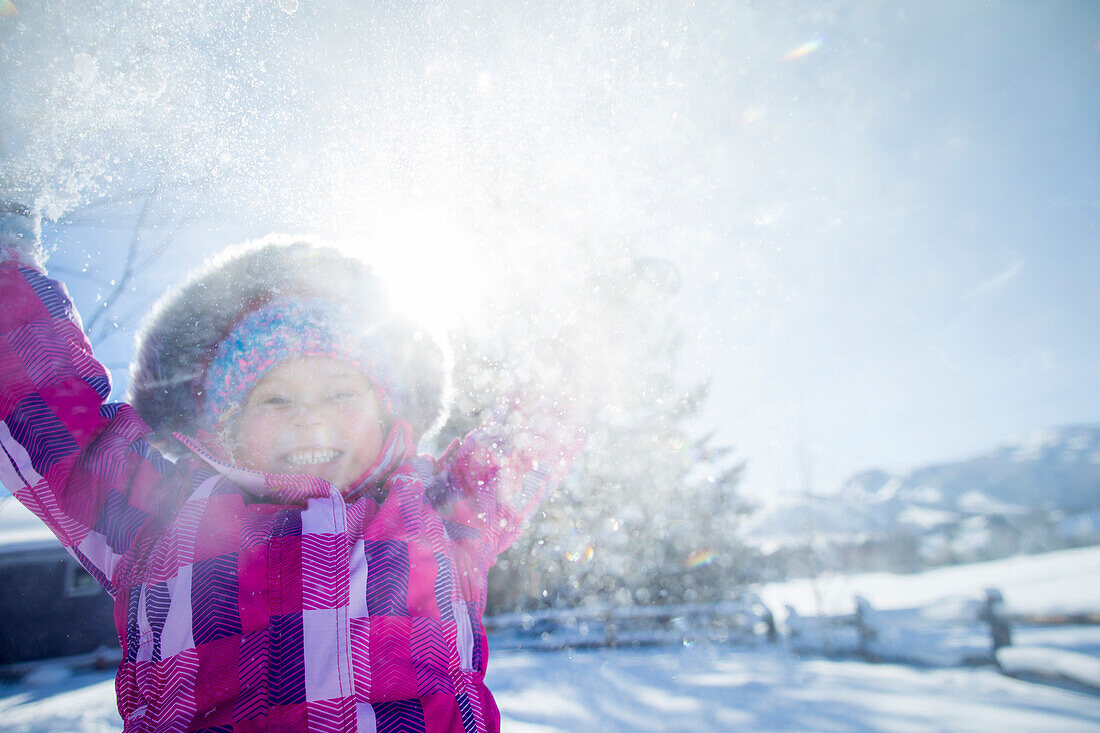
[{"x1": 342, "y1": 212, "x2": 493, "y2": 335}]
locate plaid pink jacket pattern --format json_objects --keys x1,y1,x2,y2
[{"x1": 0, "y1": 263, "x2": 578, "y2": 732}]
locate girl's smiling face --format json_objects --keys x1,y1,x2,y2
[{"x1": 232, "y1": 356, "x2": 386, "y2": 491}]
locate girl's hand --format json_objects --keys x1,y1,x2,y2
[{"x1": 0, "y1": 203, "x2": 45, "y2": 269}]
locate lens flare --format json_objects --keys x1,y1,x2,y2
[
  {"x1": 784, "y1": 36, "x2": 825, "y2": 61},
  {"x1": 684, "y1": 549, "x2": 718, "y2": 568},
  {"x1": 565, "y1": 545, "x2": 595, "y2": 563},
  {"x1": 0, "y1": 1, "x2": 17, "y2": 17}
]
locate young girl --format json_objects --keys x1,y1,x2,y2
[{"x1": 0, "y1": 208, "x2": 581, "y2": 732}]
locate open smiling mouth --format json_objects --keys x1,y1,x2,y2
[{"x1": 282, "y1": 448, "x2": 343, "y2": 467}]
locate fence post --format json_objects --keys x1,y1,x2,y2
[
  {"x1": 981, "y1": 588, "x2": 1012, "y2": 655},
  {"x1": 762, "y1": 604, "x2": 778, "y2": 643},
  {"x1": 854, "y1": 595, "x2": 878, "y2": 661}
]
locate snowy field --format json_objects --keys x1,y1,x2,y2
[
  {"x1": 490, "y1": 645, "x2": 1100, "y2": 732},
  {"x1": 2, "y1": 646, "x2": 1098, "y2": 733},
  {"x1": 756, "y1": 544, "x2": 1100, "y2": 618},
  {"x1": 2, "y1": 547, "x2": 1099, "y2": 732}
]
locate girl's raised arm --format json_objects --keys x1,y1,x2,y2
[
  {"x1": 431, "y1": 378, "x2": 585, "y2": 560},
  {"x1": 1, "y1": 215, "x2": 172, "y2": 598}
]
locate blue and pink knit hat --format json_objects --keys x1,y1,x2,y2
[{"x1": 199, "y1": 297, "x2": 402, "y2": 433}]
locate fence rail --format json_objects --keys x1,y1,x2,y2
[{"x1": 484, "y1": 596, "x2": 777, "y2": 651}]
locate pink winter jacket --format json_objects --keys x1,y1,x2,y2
[{"x1": 0, "y1": 261, "x2": 579, "y2": 732}]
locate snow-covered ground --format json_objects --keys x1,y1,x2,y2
[
  {"x1": 490, "y1": 645, "x2": 1100, "y2": 732},
  {"x1": 2, "y1": 646, "x2": 1098, "y2": 733},
  {"x1": 3, "y1": 547, "x2": 1099, "y2": 732}
]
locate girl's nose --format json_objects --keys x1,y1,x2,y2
[{"x1": 291, "y1": 400, "x2": 327, "y2": 427}]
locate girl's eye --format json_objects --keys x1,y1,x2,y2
[
  {"x1": 329, "y1": 390, "x2": 355, "y2": 401},
  {"x1": 262, "y1": 396, "x2": 290, "y2": 407}
]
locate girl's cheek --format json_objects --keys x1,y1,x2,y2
[{"x1": 239, "y1": 415, "x2": 279, "y2": 453}]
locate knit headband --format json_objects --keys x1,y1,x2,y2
[{"x1": 200, "y1": 298, "x2": 400, "y2": 432}]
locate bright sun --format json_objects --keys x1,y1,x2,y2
[{"x1": 340, "y1": 210, "x2": 492, "y2": 335}]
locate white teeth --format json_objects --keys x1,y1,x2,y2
[{"x1": 283, "y1": 449, "x2": 340, "y2": 466}]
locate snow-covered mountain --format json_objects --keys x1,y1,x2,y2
[
  {"x1": 841, "y1": 425, "x2": 1100, "y2": 513},
  {"x1": 742, "y1": 425, "x2": 1100, "y2": 567}
]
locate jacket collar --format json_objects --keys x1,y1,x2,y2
[{"x1": 173, "y1": 420, "x2": 415, "y2": 503}]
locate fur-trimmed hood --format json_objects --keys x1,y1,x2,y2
[{"x1": 128, "y1": 237, "x2": 451, "y2": 457}]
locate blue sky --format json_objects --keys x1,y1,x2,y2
[
  {"x1": 7, "y1": 1, "x2": 1100, "y2": 500},
  {"x1": 683, "y1": 2, "x2": 1100, "y2": 496}
]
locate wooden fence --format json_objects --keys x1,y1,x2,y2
[
  {"x1": 784, "y1": 588, "x2": 1013, "y2": 666},
  {"x1": 484, "y1": 595, "x2": 777, "y2": 651}
]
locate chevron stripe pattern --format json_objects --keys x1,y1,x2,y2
[
  {"x1": 0, "y1": 259, "x2": 582, "y2": 732},
  {"x1": 269, "y1": 534, "x2": 304, "y2": 614},
  {"x1": 46, "y1": 466, "x2": 99, "y2": 535},
  {"x1": 272, "y1": 507, "x2": 304, "y2": 536},
  {"x1": 93, "y1": 487, "x2": 147, "y2": 552},
  {"x1": 349, "y1": 617, "x2": 372, "y2": 698},
  {"x1": 124, "y1": 586, "x2": 142, "y2": 662},
  {"x1": 364, "y1": 540, "x2": 409, "y2": 616},
  {"x1": 374, "y1": 699, "x2": 427, "y2": 733},
  {"x1": 442, "y1": 518, "x2": 481, "y2": 543},
  {"x1": 152, "y1": 646, "x2": 200, "y2": 729},
  {"x1": 5, "y1": 394, "x2": 78, "y2": 475},
  {"x1": 394, "y1": 475, "x2": 424, "y2": 535},
  {"x1": 456, "y1": 692, "x2": 478, "y2": 733},
  {"x1": 20, "y1": 267, "x2": 70, "y2": 319},
  {"x1": 114, "y1": 661, "x2": 143, "y2": 725},
  {"x1": 78, "y1": 427, "x2": 133, "y2": 486},
  {"x1": 0, "y1": 357, "x2": 28, "y2": 424},
  {"x1": 370, "y1": 616, "x2": 417, "y2": 700},
  {"x1": 7, "y1": 319, "x2": 73, "y2": 387},
  {"x1": 411, "y1": 617, "x2": 454, "y2": 696},
  {"x1": 302, "y1": 533, "x2": 349, "y2": 610},
  {"x1": 470, "y1": 626, "x2": 484, "y2": 676},
  {"x1": 433, "y1": 552, "x2": 455, "y2": 621},
  {"x1": 307, "y1": 697, "x2": 357, "y2": 732},
  {"x1": 172, "y1": 479, "x2": 215, "y2": 566},
  {"x1": 234, "y1": 628, "x2": 269, "y2": 723},
  {"x1": 192, "y1": 553, "x2": 242, "y2": 644},
  {"x1": 129, "y1": 435, "x2": 175, "y2": 475},
  {"x1": 144, "y1": 519, "x2": 188, "y2": 584},
  {"x1": 239, "y1": 506, "x2": 275, "y2": 551},
  {"x1": 55, "y1": 326, "x2": 110, "y2": 405},
  {"x1": 145, "y1": 581, "x2": 171, "y2": 663},
  {"x1": 269, "y1": 613, "x2": 306, "y2": 705},
  {"x1": 233, "y1": 685, "x2": 267, "y2": 728}
]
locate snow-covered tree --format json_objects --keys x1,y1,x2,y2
[{"x1": 438, "y1": 253, "x2": 755, "y2": 613}]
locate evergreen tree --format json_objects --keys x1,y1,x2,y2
[{"x1": 438, "y1": 253, "x2": 756, "y2": 613}]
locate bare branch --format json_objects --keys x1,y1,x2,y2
[
  {"x1": 46, "y1": 265, "x2": 112, "y2": 288},
  {"x1": 85, "y1": 186, "x2": 157, "y2": 341}
]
